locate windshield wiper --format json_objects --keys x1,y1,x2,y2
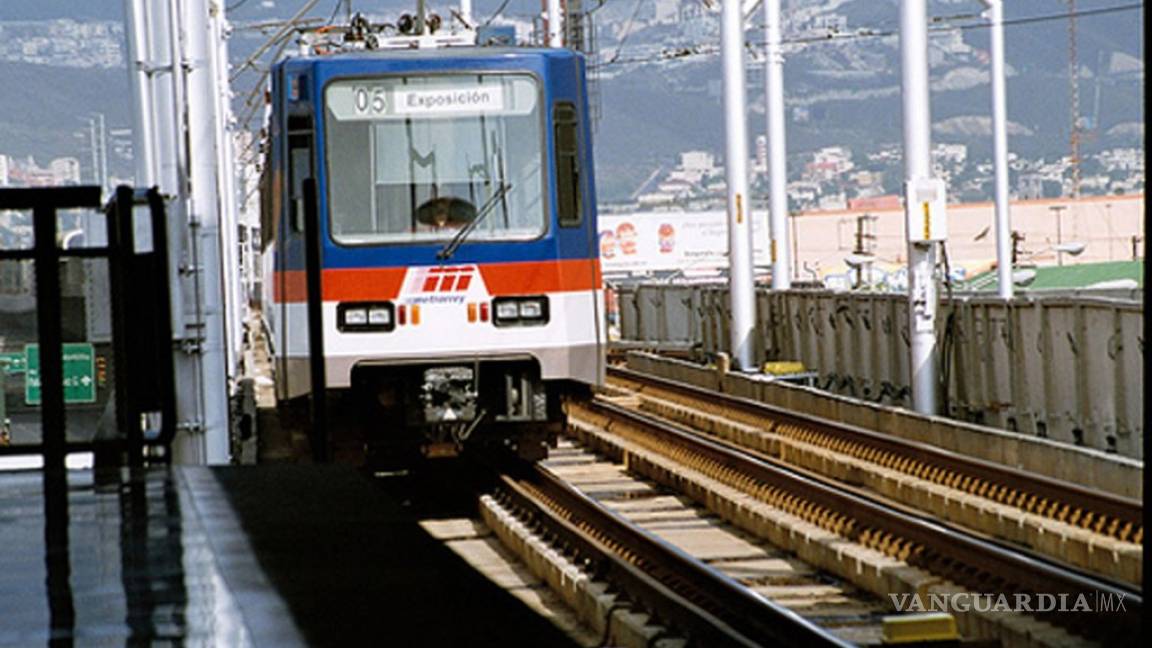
[{"x1": 436, "y1": 182, "x2": 512, "y2": 260}]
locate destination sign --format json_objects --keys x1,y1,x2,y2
[
  {"x1": 326, "y1": 76, "x2": 535, "y2": 121},
  {"x1": 393, "y1": 87, "x2": 504, "y2": 115}
]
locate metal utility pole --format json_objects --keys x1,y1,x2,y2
[
  {"x1": 87, "y1": 117, "x2": 101, "y2": 188},
  {"x1": 1050, "y1": 204, "x2": 1067, "y2": 265},
  {"x1": 460, "y1": 0, "x2": 473, "y2": 26},
  {"x1": 1067, "y1": 0, "x2": 1081, "y2": 197},
  {"x1": 546, "y1": 0, "x2": 564, "y2": 47},
  {"x1": 984, "y1": 0, "x2": 1013, "y2": 299},
  {"x1": 565, "y1": 0, "x2": 587, "y2": 51},
  {"x1": 722, "y1": 0, "x2": 756, "y2": 371},
  {"x1": 763, "y1": 0, "x2": 791, "y2": 290},
  {"x1": 899, "y1": 0, "x2": 944, "y2": 415}
]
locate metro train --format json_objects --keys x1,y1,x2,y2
[{"x1": 260, "y1": 18, "x2": 604, "y2": 463}]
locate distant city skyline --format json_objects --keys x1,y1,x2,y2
[{"x1": 0, "y1": 0, "x2": 1143, "y2": 205}]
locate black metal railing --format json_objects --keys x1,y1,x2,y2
[{"x1": 0, "y1": 185, "x2": 176, "y2": 468}]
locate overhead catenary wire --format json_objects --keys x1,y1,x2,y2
[
  {"x1": 478, "y1": 0, "x2": 514, "y2": 29},
  {"x1": 231, "y1": 0, "x2": 322, "y2": 81},
  {"x1": 590, "y1": 2, "x2": 1143, "y2": 70},
  {"x1": 605, "y1": 0, "x2": 648, "y2": 64},
  {"x1": 326, "y1": 0, "x2": 351, "y2": 26}
]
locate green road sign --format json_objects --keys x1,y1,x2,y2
[
  {"x1": 24, "y1": 343, "x2": 97, "y2": 405},
  {"x1": 0, "y1": 352, "x2": 25, "y2": 375}
]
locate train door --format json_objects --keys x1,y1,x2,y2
[{"x1": 277, "y1": 75, "x2": 316, "y2": 401}]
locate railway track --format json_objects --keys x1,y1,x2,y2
[
  {"x1": 488, "y1": 456, "x2": 884, "y2": 646},
  {"x1": 562, "y1": 394, "x2": 1141, "y2": 646},
  {"x1": 605, "y1": 366, "x2": 1142, "y2": 586}
]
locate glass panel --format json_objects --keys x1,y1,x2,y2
[
  {"x1": 58, "y1": 208, "x2": 107, "y2": 249},
  {"x1": 325, "y1": 74, "x2": 545, "y2": 244},
  {"x1": 0, "y1": 257, "x2": 119, "y2": 450},
  {"x1": 289, "y1": 134, "x2": 312, "y2": 232},
  {"x1": 0, "y1": 209, "x2": 34, "y2": 250},
  {"x1": 62, "y1": 257, "x2": 115, "y2": 445},
  {"x1": 554, "y1": 103, "x2": 581, "y2": 228},
  {"x1": 133, "y1": 204, "x2": 154, "y2": 253},
  {"x1": 1, "y1": 259, "x2": 39, "y2": 447}
]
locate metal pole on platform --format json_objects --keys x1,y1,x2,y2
[
  {"x1": 460, "y1": 0, "x2": 473, "y2": 26},
  {"x1": 985, "y1": 0, "x2": 1013, "y2": 299},
  {"x1": 900, "y1": 0, "x2": 940, "y2": 415},
  {"x1": 764, "y1": 0, "x2": 791, "y2": 290},
  {"x1": 722, "y1": 0, "x2": 756, "y2": 371},
  {"x1": 179, "y1": 0, "x2": 231, "y2": 464}
]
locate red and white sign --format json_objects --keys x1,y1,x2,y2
[{"x1": 599, "y1": 211, "x2": 771, "y2": 274}]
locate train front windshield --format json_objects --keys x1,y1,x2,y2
[{"x1": 324, "y1": 73, "x2": 545, "y2": 245}]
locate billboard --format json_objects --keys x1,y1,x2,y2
[{"x1": 598, "y1": 211, "x2": 771, "y2": 275}]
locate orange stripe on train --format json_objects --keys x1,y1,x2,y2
[{"x1": 273, "y1": 259, "x2": 600, "y2": 303}]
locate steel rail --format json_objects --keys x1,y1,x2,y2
[
  {"x1": 495, "y1": 466, "x2": 850, "y2": 647},
  {"x1": 608, "y1": 365, "x2": 1143, "y2": 539},
  {"x1": 580, "y1": 397, "x2": 1143, "y2": 642}
]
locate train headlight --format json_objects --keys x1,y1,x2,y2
[
  {"x1": 492, "y1": 297, "x2": 549, "y2": 327},
  {"x1": 518, "y1": 299, "x2": 544, "y2": 319},
  {"x1": 338, "y1": 302, "x2": 395, "y2": 332},
  {"x1": 344, "y1": 308, "x2": 368, "y2": 326},
  {"x1": 495, "y1": 301, "x2": 520, "y2": 320},
  {"x1": 368, "y1": 307, "x2": 391, "y2": 326}
]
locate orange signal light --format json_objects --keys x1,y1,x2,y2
[
  {"x1": 411, "y1": 304, "x2": 422, "y2": 325},
  {"x1": 467, "y1": 303, "x2": 478, "y2": 323}
]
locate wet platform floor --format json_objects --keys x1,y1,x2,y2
[{"x1": 0, "y1": 464, "x2": 580, "y2": 646}]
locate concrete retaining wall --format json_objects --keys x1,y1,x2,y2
[{"x1": 616, "y1": 285, "x2": 1144, "y2": 460}]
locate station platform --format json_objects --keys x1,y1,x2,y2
[{"x1": 0, "y1": 463, "x2": 581, "y2": 646}]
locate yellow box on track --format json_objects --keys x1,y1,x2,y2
[
  {"x1": 762, "y1": 361, "x2": 807, "y2": 375},
  {"x1": 881, "y1": 612, "x2": 958, "y2": 644}
]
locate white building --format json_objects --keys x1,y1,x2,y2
[
  {"x1": 932, "y1": 143, "x2": 967, "y2": 168},
  {"x1": 680, "y1": 151, "x2": 716, "y2": 176},
  {"x1": 49, "y1": 157, "x2": 82, "y2": 184}
]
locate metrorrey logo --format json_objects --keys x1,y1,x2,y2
[
  {"x1": 407, "y1": 266, "x2": 477, "y2": 294},
  {"x1": 889, "y1": 592, "x2": 1129, "y2": 613}
]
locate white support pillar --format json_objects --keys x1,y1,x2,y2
[
  {"x1": 985, "y1": 0, "x2": 1013, "y2": 299},
  {"x1": 547, "y1": 0, "x2": 563, "y2": 47},
  {"x1": 210, "y1": 2, "x2": 245, "y2": 368},
  {"x1": 124, "y1": 0, "x2": 157, "y2": 188},
  {"x1": 126, "y1": 0, "x2": 188, "y2": 396},
  {"x1": 722, "y1": 0, "x2": 756, "y2": 371},
  {"x1": 460, "y1": 0, "x2": 473, "y2": 27},
  {"x1": 899, "y1": 0, "x2": 940, "y2": 415},
  {"x1": 178, "y1": 0, "x2": 231, "y2": 464},
  {"x1": 764, "y1": 0, "x2": 791, "y2": 290}
]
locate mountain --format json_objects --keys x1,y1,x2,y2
[
  {"x1": 0, "y1": 2, "x2": 121, "y2": 21},
  {"x1": 589, "y1": 0, "x2": 1145, "y2": 198},
  {"x1": 0, "y1": 0, "x2": 1143, "y2": 202}
]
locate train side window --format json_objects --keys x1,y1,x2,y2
[
  {"x1": 553, "y1": 102, "x2": 581, "y2": 228},
  {"x1": 288, "y1": 132, "x2": 313, "y2": 232},
  {"x1": 259, "y1": 160, "x2": 276, "y2": 247}
]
